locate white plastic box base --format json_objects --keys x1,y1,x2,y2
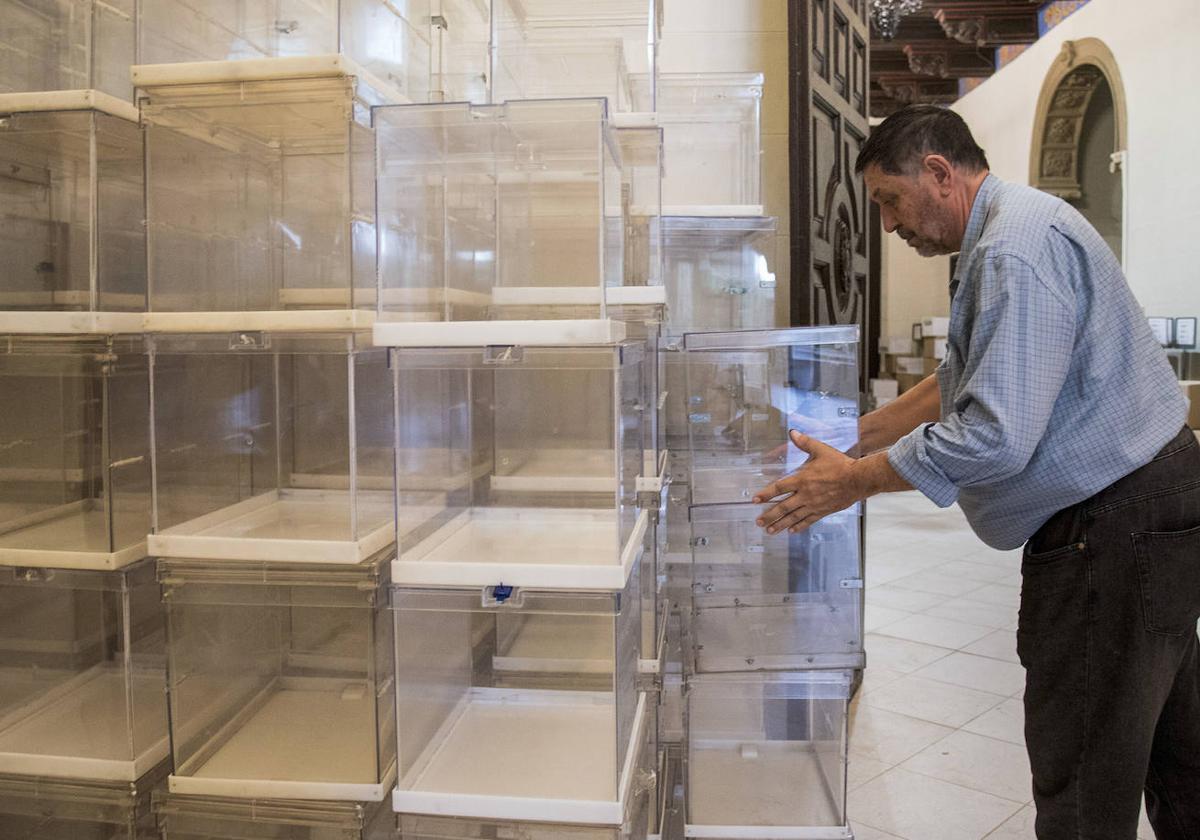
[
  {"x1": 149, "y1": 489, "x2": 394, "y2": 564},
  {"x1": 169, "y1": 678, "x2": 395, "y2": 802},
  {"x1": 0, "y1": 502, "x2": 148, "y2": 570},
  {"x1": 0, "y1": 667, "x2": 168, "y2": 781},
  {"x1": 394, "y1": 689, "x2": 648, "y2": 824},
  {"x1": 392, "y1": 507, "x2": 649, "y2": 590}
]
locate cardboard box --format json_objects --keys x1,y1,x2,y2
[
  {"x1": 896, "y1": 373, "x2": 924, "y2": 394},
  {"x1": 921, "y1": 316, "x2": 950, "y2": 338},
  {"x1": 879, "y1": 335, "x2": 914, "y2": 356},
  {"x1": 870, "y1": 378, "x2": 899, "y2": 400},
  {"x1": 894, "y1": 356, "x2": 925, "y2": 375},
  {"x1": 923, "y1": 357, "x2": 940, "y2": 375},
  {"x1": 922, "y1": 337, "x2": 948, "y2": 360},
  {"x1": 1181, "y1": 380, "x2": 1200, "y2": 428}
]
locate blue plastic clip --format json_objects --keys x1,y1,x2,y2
[{"x1": 492, "y1": 584, "x2": 514, "y2": 603}]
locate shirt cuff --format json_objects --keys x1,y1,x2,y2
[{"x1": 888, "y1": 425, "x2": 960, "y2": 508}]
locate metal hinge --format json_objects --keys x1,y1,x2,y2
[{"x1": 483, "y1": 345, "x2": 524, "y2": 365}]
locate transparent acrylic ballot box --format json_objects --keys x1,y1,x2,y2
[
  {"x1": 687, "y1": 505, "x2": 862, "y2": 673},
  {"x1": 0, "y1": 558, "x2": 168, "y2": 781},
  {"x1": 0, "y1": 93, "x2": 145, "y2": 312},
  {"x1": 389, "y1": 342, "x2": 647, "y2": 591},
  {"x1": 160, "y1": 555, "x2": 395, "y2": 801},
  {"x1": 489, "y1": 0, "x2": 659, "y2": 111},
  {"x1": 137, "y1": 62, "x2": 388, "y2": 315},
  {"x1": 138, "y1": 0, "x2": 434, "y2": 103},
  {"x1": 680, "y1": 327, "x2": 859, "y2": 506},
  {"x1": 0, "y1": 762, "x2": 167, "y2": 840},
  {"x1": 373, "y1": 98, "x2": 625, "y2": 330},
  {"x1": 0, "y1": 0, "x2": 135, "y2": 100},
  {"x1": 391, "y1": 570, "x2": 648, "y2": 822},
  {"x1": 0, "y1": 331, "x2": 150, "y2": 571},
  {"x1": 398, "y1": 785, "x2": 652, "y2": 840},
  {"x1": 138, "y1": 0, "x2": 432, "y2": 103},
  {"x1": 684, "y1": 672, "x2": 851, "y2": 839},
  {"x1": 147, "y1": 331, "x2": 395, "y2": 564},
  {"x1": 631, "y1": 73, "x2": 762, "y2": 216},
  {"x1": 661, "y1": 216, "x2": 777, "y2": 336},
  {"x1": 155, "y1": 793, "x2": 394, "y2": 840}
]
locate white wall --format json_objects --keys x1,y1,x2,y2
[
  {"x1": 881, "y1": 235, "x2": 951, "y2": 339},
  {"x1": 881, "y1": 0, "x2": 1200, "y2": 334}
]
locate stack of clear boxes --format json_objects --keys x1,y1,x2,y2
[
  {"x1": 373, "y1": 93, "x2": 662, "y2": 838},
  {"x1": 0, "y1": 60, "x2": 169, "y2": 837},
  {"x1": 677, "y1": 327, "x2": 862, "y2": 839},
  {"x1": 0, "y1": 1, "x2": 864, "y2": 837},
  {"x1": 125, "y1": 4, "x2": 429, "y2": 836}
]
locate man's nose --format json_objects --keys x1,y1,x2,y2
[{"x1": 880, "y1": 205, "x2": 898, "y2": 233}]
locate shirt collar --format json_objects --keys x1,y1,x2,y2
[{"x1": 950, "y1": 173, "x2": 998, "y2": 296}]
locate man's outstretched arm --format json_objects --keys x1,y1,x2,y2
[{"x1": 856, "y1": 373, "x2": 940, "y2": 456}]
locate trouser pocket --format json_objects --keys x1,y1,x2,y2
[
  {"x1": 1132, "y1": 524, "x2": 1200, "y2": 636},
  {"x1": 1017, "y1": 542, "x2": 1087, "y2": 644}
]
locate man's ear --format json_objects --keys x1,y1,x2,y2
[{"x1": 923, "y1": 154, "x2": 955, "y2": 195}]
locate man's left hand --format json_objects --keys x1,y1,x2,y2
[{"x1": 754, "y1": 430, "x2": 863, "y2": 534}]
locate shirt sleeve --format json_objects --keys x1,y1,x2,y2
[{"x1": 888, "y1": 252, "x2": 1076, "y2": 507}]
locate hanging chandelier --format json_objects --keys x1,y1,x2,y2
[{"x1": 870, "y1": 0, "x2": 924, "y2": 40}]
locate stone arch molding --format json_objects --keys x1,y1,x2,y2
[{"x1": 1029, "y1": 38, "x2": 1128, "y2": 199}]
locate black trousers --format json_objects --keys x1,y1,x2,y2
[{"x1": 1019, "y1": 426, "x2": 1200, "y2": 839}]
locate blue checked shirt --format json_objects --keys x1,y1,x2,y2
[{"x1": 888, "y1": 175, "x2": 1187, "y2": 550}]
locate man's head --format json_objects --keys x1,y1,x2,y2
[{"x1": 856, "y1": 105, "x2": 990, "y2": 257}]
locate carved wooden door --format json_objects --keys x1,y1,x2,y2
[{"x1": 789, "y1": 0, "x2": 875, "y2": 385}]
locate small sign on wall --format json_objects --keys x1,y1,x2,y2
[
  {"x1": 1176, "y1": 317, "x2": 1198, "y2": 350},
  {"x1": 1148, "y1": 316, "x2": 1197, "y2": 349},
  {"x1": 1149, "y1": 317, "x2": 1173, "y2": 347}
]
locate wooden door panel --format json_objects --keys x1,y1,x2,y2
[{"x1": 790, "y1": 0, "x2": 875, "y2": 384}]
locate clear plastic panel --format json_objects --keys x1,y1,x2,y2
[
  {"x1": 0, "y1": 766, "x2": 165, "y2": 840},
  {"x1": 0, "y1": 559, "x2": 167, "y2": 781},
  {"x1": 429, "y1": 0, "x2": 491, "y2": 104},
  {"x1": 155, "y1": 792, "x2": 394, "y2": 839},
  {"x1": 662, "y1": 216, "x2": 776, "y2": 335},
  {"x1": 138, "y1": 0, "x2": 432, "y2": 100},
  {"x1": 688, "y1": 504, "x2": 861, "y2": 672},
  {"x1": 159, "y1": 557, "x2": 395, "y2": 799},
  {"x1": 390, "y1": 344, "x2": 642, "y2": 589},
  {"x1": 149, "y1": 333, "x2": 394, "y2": 563},
  {"x1": 375, "y1": 98, "x2": 622, "y2": 322},
  {"x1": 0, "y1": 0, "x2": 136, "y2": 100},
  {"x1": 681, "y1": 327, "x2": 859, "y2": 506},
  {"x1": 0, "y1": 335, "x2": 150, "y2": 569},
  {"x1": 391, "y1": 567, "x2": 641, "y2": 818},
  {"x1": 632, "y1": 72, "x2": 762, "y2": 211},
  {"x1": 141, "y1": 76, "x2": 378, "y2": 313},
  {"x1": 685, "y1": 672, "x2": 850, "y2": 833},
  {"x1": 489, "y1": 0, "x2": 657, "y2": 111},
  {"x1": 617, "y1": 126, "x2": 662, "y2": 289},
  {"x1": 0, "y1": 109, "x2": 145, "y2": 312}
]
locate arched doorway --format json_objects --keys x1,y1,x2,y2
[{"x1": 1029, "y1": 39, "x2": 1128, "y2": 262}]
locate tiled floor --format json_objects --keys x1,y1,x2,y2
[{"x1": 850, "y1": 491, "x2": 1156, "y2": 840}]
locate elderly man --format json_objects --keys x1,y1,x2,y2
[{"x1": 754, "y1": 105, "x2": 1200, "y2": 838}]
